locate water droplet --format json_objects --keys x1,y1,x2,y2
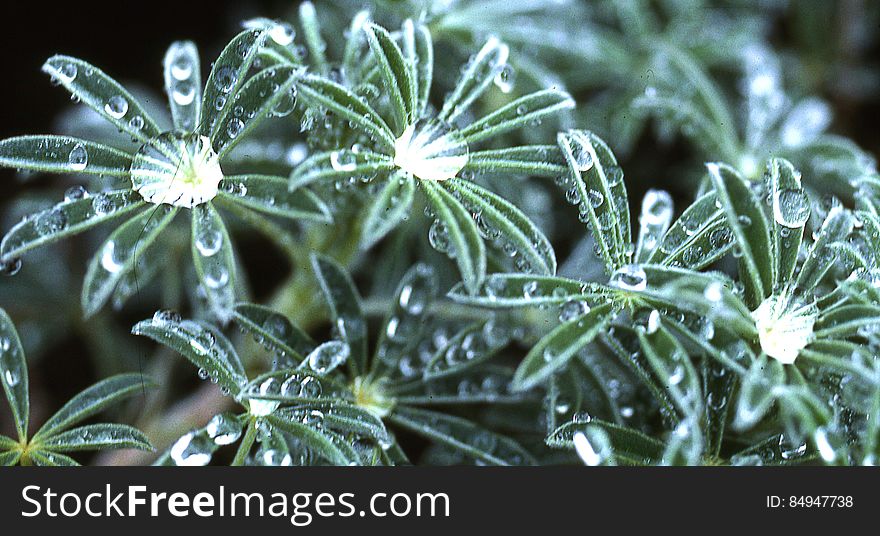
[
  {"x1": 306, "y1": 340, "x2": 350, "y2": 374},
  {"x1": 64, "y1": 185, "x2": 88, "y2": 202},
  {"x1": 214, "y1": 66, "x2": 237, "y2": 94},
  {"x1": 206, "y1": 413, "x2": 242, "y2": 446},
  {"x1": 67, "y1": 143, "x2": 88, "y2": 171},
  {"x1": 35, "y1": 209, "x2": 67, "y2": 237},
  {"x1": 493, "y1": 64, "x2": 516, "y2": 93},
  {"x1": 172, "y1": 82, "x2": 196, "y2": 105},
  {"x1": 0, "y1": 258, "x2": 22, "y2": 276},
  {"x1": 559, "y1": 300, "x2": 589, "y2": 322},
  {"x1": 104, "y1": 95, "x2": 129, "y2": 119},
  {"x1": 195, "y1": 228, "x2": 223, "y2": 257},
  {"x1": 609, "y1": 264, "x2": 647, "y2": 291},
  {"x1": 772, "y1": 188, "x2": 810, "y2": 228},
  {"x1": 646, "y1": 309, "x2": 661, "y2": 334},
  {"x1": 269, "y1": 22, "x2": 296, "y2": 46},
  {"x1": 170, "y1": 431, "x2": 212, "y2": 466}
]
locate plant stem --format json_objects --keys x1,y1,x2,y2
[{"x1": 232, "y1": 418, "x2": 259, "y2": 466}]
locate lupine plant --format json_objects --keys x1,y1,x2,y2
[{"x1": 1, "y1": 1, "x2": 879, "y2": 466}]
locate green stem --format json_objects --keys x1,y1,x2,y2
[{"x1": 231, "y1": 418, "x2": 259, "y2": 466}]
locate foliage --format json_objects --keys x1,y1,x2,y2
[{"x1": 1, "y1": 0, "x2": 879, "y2": 466}]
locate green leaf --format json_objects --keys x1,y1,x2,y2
[
  {"x1": 512, "y1": 303, "x2": 613, "y2": 392},
  {"x1": 815, "y1": 304, "x2": 880, "y2": 339},
  {"x1": 29, "y1": 451, "x2": 79, "y2": 467},
  {"x1": 0, "y1": 450, "x2": 21, "y2": 466},
  {"x1": 266, "y1": 413, "x2": 354, "y2": 465},
  {"x1": 232, "y1": 304, "x2": 316, "y2": 365},
  {"x1": 298, "y1": 1, "x2": 329, "y2": 74},
  {"x1": 402, "y1": 19, "x2": 433, "y2": 117},
  {"x1": 310, "y1": 253, "x2": 368, "y2": 377},
  {"x1": 423, "y1": 322, "x2": 505, "y2": 380},
  {"x1": 38, "y1": 424, "x2": 152, "y2": 452},
  {"x1": 191, "y1": 204, "x2": 236, "y2": 322},
  {"x1": 448, "y1": 273, "x2": 611, "y2": 308},
  {"x1": 0, "y1": 308, "x2": 28, "y2": 442},
  {"x1": 364, "y1": 22, "x2": 416, "y2": 133},
  {"x1": 796, "y1": 205, "x2": 854, "y2": 291},
  {"x1": 557, "y1": 130, "x2": 630, "y2": 272},
  {"x1": 240, "y1": 368, "x2": 351, "y2": 404},
  {"x1": 637, "y1": 319, "x2": 702, "y2": 418},
  {"x1": 634, "y1": 190, "x2": 674, "y2": 263},
  {"x1": 81, "y1": 206, "x2": 178, "y2": 318},
  {"x1": 281, "y1": 402, "x2": 390, "y2": 447},
  {"x1": 439, "y1": 37, "x2": 509, "y2": 124},
  {"x1": 460, "y1": 89, "x2": 574, "y2": 144},
  {"x1": 35, "y1": 373, "x2": 151, "y2": 440},
  {"x1": 0, "y1": 136, "x2": 132, "y2": 177},
  {"x1": 295, "y1": 74, "x2": 395, "y2": 150},
  {"x1": 733, "y1": 354, "x2": 785, "y2": 430},
  {"x1": 289, "y1": 149, "x2": 394, "y2": 190},
  {"x1": 547, "y1": 419, "x2": 665, "y2": 465},
  {"x1": 132, "y1": 316, "x2": 247, "y2": 397},
  {"x1": 446, "y1": 178, "x2": 556, "y2": 275},
  {"x1": 361, "y1": 172, "x2": 415, "y2": 248},
  {"x1": 42, "y1": 56, "x2": 162, "y2": 145},
  {"x1": 218, "y1": 175, "x2": 330, "y2": 222},
  {"x1": 707, "y1": 162, "x2": 773, "y2": 307},
  {"x1": 0, "y1": 190, "x2": 145, "y2": 263},
  {"x1": 648, "y1": 191, "x2": 734, "y2": 269},
  {"x1": 388, "y1": 406, "x2": 535, "y2": 465},
  {"x1": 201, "y1": 28, "x2": 267, "y2": 139},
  {"x1": 163, "y1": 41, "x2": 202, "y2": 132},
  {"x1": 464, "y1": 145, "x2": 567, "y2": 178},
  {"x1": 214, "y1": 65, "x2": 301, "y2": 157},
  {"x1": 422, "y1": 181, "x2": 486, "y2": 295},
  {"x1": 768, "y1": 158, "x2": 808, "y2": 286}
]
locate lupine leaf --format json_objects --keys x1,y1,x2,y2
[
  {"x1": 132, "y1": 316, "x2": 247, "y2": 397},
  {"x1": 81, "y1": 206, "x2": 178, "y2": 317},
  {"x1": 423, "y1": 322, "x2": 505, "y2": 380},
  {"x1": 464, "y1": 145, "x2": 567, "y2": 178},
  {"x1": 191, "y1": 204, "x2": 236, "y2": 322},
  {"x1": 218, "y1": 175, "x2": 330, "y2": 222},
  {"x1": 446, "y1": 178, "x2": 556, "y2": 275},
  {"x1": 547, "y1": 419, "x2": 665, "y2": 465},
  {"x1": 0, "y1": 450, "x2": 21, "y2": 466},
  {"x1": 768, "y1": 158, "x2": 808, "y2": 286},
  {"x1": 35, "y1": 373, "x2": 151, "y2": 440},
  {"x1": 364, "y1": 22, "x2": 416, "y2": 133},
  {"x1": 163, "y1": 41, "x2": 202, "y2": 132},
  {"x1": 29, "y1": 451, "x2": 79, "y2": 467},
  {"x1": 201, "y1": 28, "x2": 267, "y2": 139},
  {"x1": 38, "y1": 424, "x2": 152, "y2": 452},
  {"x1": 796, "y1": 205, "x2": 854, "y2": 291},
  {"x1": 403, "y1": 19, "x2": 433, "y2": 117},
  {"x1": 361, "y1": 173, "x2": 415, "y2": 248},
  {"x1": 512, "y1": 303, "x2": 613, "y2": 392},
  {"x1": 438, "y1": 37, "x2": 509, "y2": 124},
  {"x1": 310, "y1": 253, "x2": 368, "y2": 377},
  {"x1": 459, "y1": 89, "x2": 574, "y2": 144},
  {"x1": 0, "y1": 308, "x2": 28, "y2": 442},
  {"x1": 232, "y1": 304, "x2": 316, "y2": 365},
  {"x1": 0, "y1": 136, "x2": 132, "y2": 177},
  {"x1": 707, "y1": 162, "x2": 773, "y2": 307},
  {"x1": 388, "y1": 406, "x2": 535, "y2": 466},
  {"x1": 637, "y1": 320, "x2": 702, "y2": 418},
  {"x1": 240, "y1": 368, "x2": 351, "y2": 404},
  {"x1": 266, "y1": 413, "x2": 354, "y2": 465},
  {"x1": 298, "y1": 2, "x2": 328, "y2": 74},
  {"x1": 0, "y1": 191, "x2": 145, "y2": 263},
  {"x1": 42, "y1": 56, "x2": 162, "y2": 145},
  {"x1": 289, "y1": 149, "x2": 394, "y2": 190},
  {"x1": 422, "y1": 181, "x2": 486, "y2": 295},
  {"x1": 649, "y1": 192, "x2": 734, "y2": 269},
  {"x1": 447, "y1": 273, "x2": 611, "y2": 308}
]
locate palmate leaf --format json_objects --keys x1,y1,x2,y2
[
  {"x1": 648, "y1": 192, "x2": 734, "y2": 269},
  {"x1": 446, "y1": 178, "x2": 556, "y2": 275},
  {"x1": 547, "y1": 419, "x2": 665, "y2": 466},
  {"x1": 402, "y1": 19, "x2": 432, "y2": 117},
  {"x1": 0, "y1": 136, "x2": 132, "y2": 177},
  {"x1": 295, "y1": 74, "x2": 396, "y2": 150},
  {"x1": 707, "y1": 162, "x2": 773, "y2": 308},
  {"x1": 0, "y1": 308, "x2": 28, "y2": 441},
  {"x1": 422, "y1": 181, "x2": 486, "y2": 295},
  {"x1": 34, "y1": 373, "x2": 150, "y2": 440},
  {"x1": 266, "y1": 412, "x2": 355, "y2": 465},
  {"x1": 311, "y1": 253, "x2": 368, "y2": 377},
  {"x1": 361, "y1": 172, "x2": 415, "y2": 248},
  {"x1": 769, "y1": 158, "x2": 808, "y2": 285},
  {"x1": 464, "y1": 145, "x2": 567, "y2": 178},
  {"x1": 447, "y1": 273, "x2": 612, "y2": 308},
  {"x1": 512, "y1": 303, "x2": 613, "y2": 392},
  {"x1": 191, "y1": 204, "x2": 236, "y2": 322},
  {"x1": 163, "y1": 41, "x2": 202, "y2": 132},
  {"x1": 218, "y1": 175, "x2": 330, "y2": 222},
  {"x1": 232, "y1": 304, "x2": 316, "y2": 365},
  {"x1": 132, "y1": 316, "x2": 247, "y2": 397},
  {"x1": 81, "y1": 206, "x2": 178, "y2": 317},
  {"x1": 388, "y1": 406, "x2": 535, "y2": 466},
  {"x1": 289, "y1": 149, "x2": 394, "y2": 190},
  {"x1": 42, "y1": 56, "x2": 162, "y2": 145},
  {"x1": 0, "y1": 190, "x2": 145, "y2": 263},
  {"x1": 557, "y1": 130, "x2": 630, "y2": 273},
  {"x1": 213, "y1": 65, "x2": 301, "y2": 158},
  {"x1": 438, "y1": 37, "x2": 509, "y2": 124},
  {"x1": 459, "y1": 89, "x2": 575, "y2": 145},
  {"x1": 38, "y1": 423, "x2": 152, "y2": 452},
  {"x1": 201, "y1": 28, "x2": 267, "y2": 140},
  {"x1": 364, "y1": 22, "x2": 416, "y2": 133}
]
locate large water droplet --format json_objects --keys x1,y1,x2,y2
[
  {"x1": 104, "y1": 95, "x2": 129, "y2": 119},
  {"x1": 68, "y1": 143, "x2": 88, "y2": 171},
  {"x1": 772, "y1": 188, "x2": 810, "y2": 228},
  {"x1": 609, "y1": 264, "x2": 647, "y2": 291}
]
